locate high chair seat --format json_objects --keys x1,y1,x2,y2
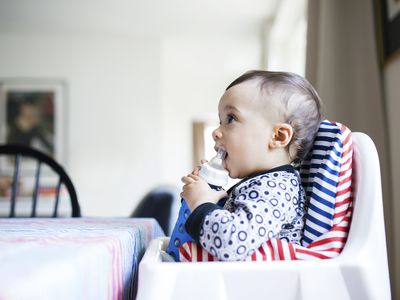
[
  {"x1": 179, "y1": 120, "x2": 353, "y2": 261},
  {"x1": 136, "y1": 125, "x2": 391, "y2": 300}
]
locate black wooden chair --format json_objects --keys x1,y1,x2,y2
[{"x1": 0, "y1": 144, "x2": 81, "y2": 217}]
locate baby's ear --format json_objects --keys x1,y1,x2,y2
[{"x1": 269, "y1": 123, "x2": 293, "y2": 148}]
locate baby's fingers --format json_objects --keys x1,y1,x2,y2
[
  {"x1": 187, "y1": 174, "x2": 200, "y2": 181},
  {"x1": 181, "y1": 175, "x2": 194, "y2": 184}
]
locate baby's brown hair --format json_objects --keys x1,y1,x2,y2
[{"x1": 226, "y1": 70, "x2": 322, "y2": 164}]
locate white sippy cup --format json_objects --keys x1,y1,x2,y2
[{"x1": 198, "y1": 148, "x2": 229, "y2": 188}]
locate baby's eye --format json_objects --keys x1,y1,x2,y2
[{"x1": 226, "y1": 114, "x2": 236, "y2": 124}]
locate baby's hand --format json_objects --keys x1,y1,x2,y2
[
  {"x1": 190, "y1": 159, "x2": 208, "y2": 176},
  {"x1": 180, "y1": 170, "x2": 227, "y2": 212}
]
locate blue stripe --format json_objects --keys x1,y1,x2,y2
[
  {"x1": 315, "y1": 136, "x2": 335, "y2": 142},
  {"x1": 306, "y1": 213, "x2": 332, "y2": 230},
  {"x1": 307, "y1": 203, "x2": 334, "y2": 219},
  {"x1": 314, "y1": 172, "x2": 338, "y2": 188},
  {"x1": 300, "y1": 120, "x2": 347, "y2": 246},
  {"x1": 315, "y1": 136, "x2": 343, "y2": 147},
  {"x1": 303, "y1": 224, "x2": 323, "y2": 238},
  {"x1": 320, "y1": 120, "x2": 339, "y2": 127},
  {"x1": 310, "y1": 192, "x2": 335, "y2": 209},
  {"x1": 318, "y1": 127, "x2": 341, "y2": 134},
  {"x1": 320, "y1": 120, "x2": 337, "y2": 127},
  {"x1": 313, "y1": 181, "x2": 336, "y2": 198},
  {"x1": 312, "y1": 145, "x2": 341, "y2": 157},
  {"x1": 302, "y1": 235, "x2": 314, "y2": 245},
  {"x1": 311, "y1": 154, "x2": 341, "y2": 167},
  {"x1": 310, "y1": 163, "x2": 339, "y2": 176},
  {"x1": 302, "y1": 172, "x2": 339, "y2": 190},
  {"x1": 312, "y1": 145, "x2": 329, "y2": 150},
  {"x1": 326, "y1": 155, "x2": 341, "y2": 167}
]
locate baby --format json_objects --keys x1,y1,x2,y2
[{"x1": 181, "y1": 70, "x2": 322, "y2": 261}]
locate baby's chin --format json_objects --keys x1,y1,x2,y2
[{"x1": 227, "y1": 169, "x2": 240, "y2": 179}]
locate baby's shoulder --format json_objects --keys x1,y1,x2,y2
[{"x1": 234, "y1": 169, "x2": 300, "y2": 195}]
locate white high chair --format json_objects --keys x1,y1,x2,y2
[{"x1": 136, "y1": 132, "x2": 391, "y2": 300}]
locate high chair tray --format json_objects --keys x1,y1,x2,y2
[{"x1": 137, "y1": 236, "x2": 384, "y2": 300}]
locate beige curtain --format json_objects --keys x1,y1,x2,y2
[{"x1": 306, "y1": 0, "x2": 396, "y2": 297}]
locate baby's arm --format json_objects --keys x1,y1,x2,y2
[{"x1": 185, "y1": 176, "x2": 297, "y2": 261}]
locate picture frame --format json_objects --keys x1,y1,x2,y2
[
  {"x1": 0, "y1": 79, "x2": 67, "y2": 199},
  {"x1": 0, "y1": 79, "x2": 65, "y2": 163},
  {"x1": 375, "y1": 0, "x2": 400, "y2": 66}
]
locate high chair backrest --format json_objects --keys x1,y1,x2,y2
[{"x1": 298, "y1": 120, "x2": 353, "y2": 254}]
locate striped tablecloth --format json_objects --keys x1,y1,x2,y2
[{"x1": 0, "y1": 218, "x2": 164, "y2": 300}]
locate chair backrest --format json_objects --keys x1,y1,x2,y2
[
  {"x1": 0, "y1": 144, "x2": 81, "y2": 217},
  {"x1": 131, "y1": 186, "x2": 180, "y2": 235},
  {"x1": 299, "y1": 120, "x2": 352, "y2": 248}
]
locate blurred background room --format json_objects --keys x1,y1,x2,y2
[{"x1": 0, "y1": 0, "x2": 399, "y2": 297}]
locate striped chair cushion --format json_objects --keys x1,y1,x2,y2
[{"x1": 179, "y1": 120, "x2": 353, "y2": 261}]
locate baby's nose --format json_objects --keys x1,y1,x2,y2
[{"x1": 212, "y1": 128, "x2": 222, "y2": 141}]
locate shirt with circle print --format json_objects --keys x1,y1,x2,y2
[{"x1": 185, "y1": 164, "x2": 307, "y2": 261}]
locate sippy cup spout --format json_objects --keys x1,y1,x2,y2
[{"x1": 216, "y1": 148, "x2": 226, "y2": 160}]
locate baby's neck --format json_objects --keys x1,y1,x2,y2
[{"x1": 267, "y1": 150, "x2": 292, "y2": 170}]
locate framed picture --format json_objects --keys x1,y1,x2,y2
[
  {"x1": 375, "y1": 0, "x2": 400, "y2": 66},
  {"x1": 0, "y1": 79, "x2": 65, "y2": 162},
  {"x1": 0, "y1": 80, "x2": 66, "y2": 200}
]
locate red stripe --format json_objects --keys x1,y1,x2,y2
[
  {"x1": 341, "y1": 147, "x2": 352, "y2": 158},
  {"x1": 341, "y1": 157, "x2": 352, "y2": 170},
  {"x1": 330, "y1": 225, "x2": 350, "y2": 232},
  {"x1": 258, "y1": 244, "x2": 267, "y2": 261},
  {"x1": 179, "y1": 244, "x2": 192, "y2": 262},
  {"x1": 208, "y1": 252, "x2": 214, "y2": 261},
  {"x1": 288, "y1": 244, "x2": 297, "y2": 260},
  {"x1": 338, "y1": 176, "x2": 352, "y2": 187},
  {"x1": 336, "y1": 209, "x2": 352, "y2": 220},
  {"x1": 277, "y1": 239, "x2": 285, "y2": 260},
  {"x1": 308, "y1": 237, "x2": 347, "y2": 248},
  {"x1": 335, "y1": 197, "x2": 351, "y2": 207},
  {"x1": 340, "y1": 156, "x2": 352, "y2": 168},
  {"x1": 251, "y1": 251, "x2": 257, "y2": 261},
  {"x1": 317, "y1": 247, "x2": 343, "y2": 253},
  {"x1": 197, "y1": 244, "x2": 202, "y2": 262},
  {"x1": 342, "y1": 215, "x2": 352, "y2": 222},
  {"x1": 296, "y1": 248, "x2": 330, "y2": 259},
  {"x1": 267, "y1": 240, "x2": 275, "y2": 260},
  {"x1": 340, "y1": 127, "x2": 352, "y2": 144},
  {"x1": 333, "y1": 210, "x2": 348, "y2": 218}
]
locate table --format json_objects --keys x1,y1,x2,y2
[{"x1": 0, "y1": 218, "x2": 164, "y2": 300}]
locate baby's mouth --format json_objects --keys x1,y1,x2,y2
[
  {"x1": 216, "y1": 148, "x2": 227, "y2": 158},
  {"x1": 221, "y1": 151, "x2": 228, "y2": 168}
]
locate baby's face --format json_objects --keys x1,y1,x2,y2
[{"x1": 213, "y1": 80, "x2": 278, "y2": 179}]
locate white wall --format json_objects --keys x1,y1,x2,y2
[
  {"x1": 0, "y1": 33, "x2": 163, "y2": 216},
  {"x1": 0, "y1": 33, "x2": 262, "y2": 216},
  {"x1": 160, "y1": 35, "x2": 261, "y2": 186}
]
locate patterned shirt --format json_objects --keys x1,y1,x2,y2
[{"x1": 185, "y1": 165, "x2": 307, "y2": 261}]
